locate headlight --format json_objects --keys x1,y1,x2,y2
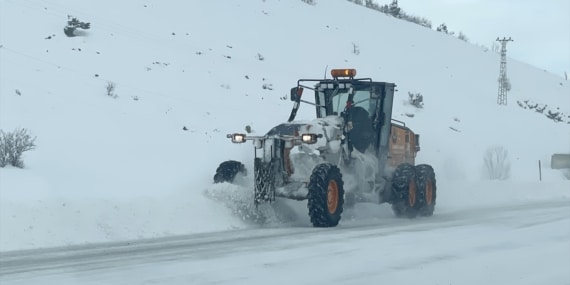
[
  {"x1": 228, "y1": 133, "x2": 247, "y2": 143},
  {"x1": 301, "y1": 133, "x2": 319, "y2": 144}
]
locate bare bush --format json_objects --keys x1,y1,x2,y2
[
  {"x1": 262, "y1": 83, "x2": 273, "y2": 90},
  {"x1": 0, "y1": 128, "x2": 37, "y2": 168},
  {"x1": 401, "y1": 14, "x2": 432, "y2": 28},
  {"x1": 106, "y1": 82, "x2": 117, "y2": 98},
  {"x1": 349, "y1": 0, "x2": 433, "y2": 30},
  {"x1": 457, "y1": 31, "x2": 469, "y2": 42},
  {"x1": 64, "y1": 15, "x2": 91, "y2": 37},
  {"x1": 352, "y1": 42, "x2": 360, "y2": 55},
  {"x1": 436, "y1": 23, "x2": 449, "y2": 34},
  {"x1": 408, "y1": 92, "x2": 423, "y2": 108},
  {"x1": 483, "y1": 146, "x2": 511, "y2": 180}
]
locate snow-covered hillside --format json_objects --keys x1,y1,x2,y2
[{"x1": 0, "y1": 0, "x2": 569, "y2": 252}]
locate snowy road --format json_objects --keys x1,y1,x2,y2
[{"x1": 1, "y1": 199, "x2": 569, "y2": 285}]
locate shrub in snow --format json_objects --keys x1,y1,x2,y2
[
  {"x1": 350, "y1": 0, "x2": 432, "y2": 29},
  {"x1": 0, "y1": 128, "x2": 37, "y2": 168},
  {"x1": 64, "y1": 15, "x2": 91, "y2": 37},
  {"x1": 385, "y1": 0, "x2": 401, "y2": 18},
  {"x1": 352, "y1": 42, "x2": 360, "y2": 55},
  {"x1": 301, "y1": 0, "x2": 316, "y2": 5},
  {"x1": 106, "y1": 82, "x2": 117, "y2": 98},
  {"x1": 517, "y1": 100, "x2": 569, "y2": 123},
  {"x1": 483, "y1": 146, "x2": 511, "y2": 180},
  {"x1": 408, "y1": 92, "x2": 423, "y2": 108},
  {"x1": 436, "y1": 23, "x2": 449, "y2": 34},
  {"x1": 546, "y1": 110, "x2": 563, "y2": 122},
  {"x1": 457, "y1": 31, "x2": 469, "y2": 42},
  {"x1": 262, "y1": 83, "x2": 273, "y2": 90},
  {"x1": 400, "y1": 14, "x2": 432, "y2": 29}
]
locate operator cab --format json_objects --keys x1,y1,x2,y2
[
  {"x1": 290, "y1": 69, "x2": 397, "y2": 157},
  {"x1": 314, "y1": 81, "x2": 380, "y2": 119}
]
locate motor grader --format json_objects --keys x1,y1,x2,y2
[{"x1": 214, "y1": 68, "x2": 436, "y2": 227}]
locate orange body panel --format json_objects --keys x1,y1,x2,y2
[{"x1": 388, "y1": 124, "x2": 418, "y2": 167}]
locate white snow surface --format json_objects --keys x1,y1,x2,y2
[{"x1": 0, "y1": 0, "x2": 569, "y2": 284}]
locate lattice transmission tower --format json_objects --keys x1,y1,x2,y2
[{"x1": 496, "y1": 37, "x2": 513, "y2": 105}]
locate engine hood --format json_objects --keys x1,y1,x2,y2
[
  {"x1": 266, "y1": 116, "x2": 343, "y2": 138},
  {"x1": 262, "y1": 116, "x2": 344, "y2": 155}
]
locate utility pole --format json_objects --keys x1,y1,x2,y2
[{"x1": 496, "y1": 37, "x2": 513, "y2": 105}]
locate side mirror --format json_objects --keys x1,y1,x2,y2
[{"x1": 290, "y1": 87, "x2": 303, "y2": 101}]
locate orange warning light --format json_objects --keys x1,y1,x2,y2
[{"x1": 330, "y1": 68, "x2": 356, "y2": 78}]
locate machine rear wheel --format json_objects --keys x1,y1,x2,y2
[
  {"x1": 307, "y1": 163, "x2": 344, "y2": 227},
  {"x1": 415, "y1": 164, "x2": 437, "y2": 217},
  {"x1": 391, "y1": 163, "x2": 419, "y2": 218},
  {"x1": 213, "y1": 160, "x2": 247, "y2": 184}
]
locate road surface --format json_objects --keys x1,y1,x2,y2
[{"x1": 1, "y1": 200, "x2": 569, "y2": 285}]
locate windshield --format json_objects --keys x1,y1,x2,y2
[
  {"x1": 330, "y1": 90, "x2": 375, "y2": 115},
  {"x1": 313, "y1": 81, "x2": 382, "y2": 118}
]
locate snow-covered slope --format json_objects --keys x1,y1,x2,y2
[{"x1": 0, "y1": 0, "x2": 568, "y2": 251}]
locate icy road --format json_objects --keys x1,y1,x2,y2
[{"x1": 1, "y1": 197, "x2": 569, "y2": 285}]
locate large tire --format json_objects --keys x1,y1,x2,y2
[
  {"x1": 391, "y1": 163, "x2": 419, "y2": 218},
  {"x1": 213, "y1": 160, "x2": 247, "y2": 183},
  {"x1": 307, "y1": 163, "x2": 344, "y2": 227},
  {"x1": 415, "y1": 164, "x2": 437, "y2": 217}
]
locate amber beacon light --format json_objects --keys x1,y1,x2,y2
[{"x1": 330, "y1": 68, "x2": 356, "y2": 78}]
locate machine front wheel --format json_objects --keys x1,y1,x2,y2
[
  {"x1": 213, "y1": 160, "x2": 247, "y2": 184},
  {"x1": 307, "y1": 163, "x2": 345, "y2": 227}
]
